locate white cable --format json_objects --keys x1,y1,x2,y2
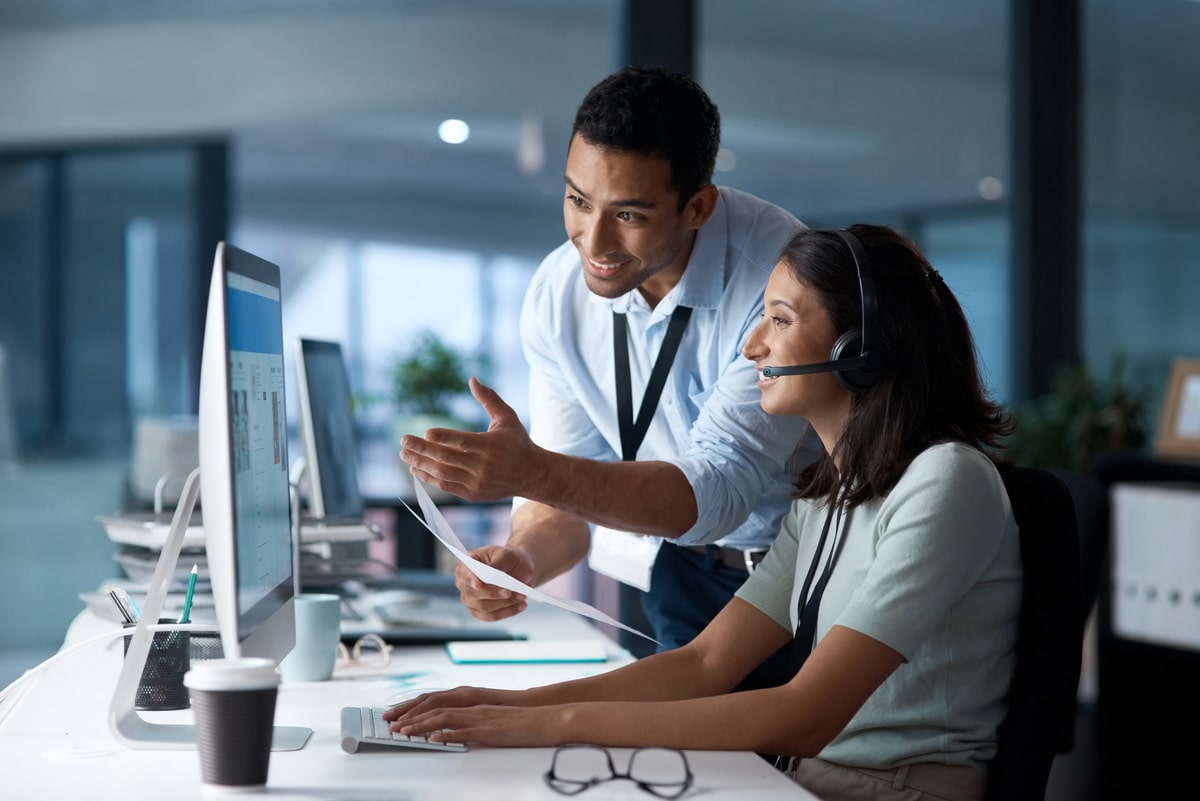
[{"x1": 0, "y1": 622, "x2": 218, "y2": 723}]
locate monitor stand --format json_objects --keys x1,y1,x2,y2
[{"x1": 108, "y1": 466, "x2": 312, "y2": 751}]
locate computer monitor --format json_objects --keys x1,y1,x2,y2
[
  {"x1": 294, "y1": 338, "x2": 364, "y2": 521},
  {"x1": 110, "y1": 242, "x2": 310, "y2": 751},
  {"x1": 199, "y1": 243, "x2": 297, "y2": 666}
]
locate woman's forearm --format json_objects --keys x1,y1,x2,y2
[
  {"x1": 553, "y1": 689, "x2": 823, "y2": 756},
  {"x1": 512, "y1": 643, "x2": 731, "y2": 707},
  {"x1": 516, "y1": 598, "x2": 791, "y2": 707},
  {"x1": 549, "y1": 625, "x2": 909, "y2": 756}
]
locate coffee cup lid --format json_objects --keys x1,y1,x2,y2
[{"x1": 184, "y1": 657, "x2": 280, "y2": 691}]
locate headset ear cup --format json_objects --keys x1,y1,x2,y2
[{"x1": 830, "y1": 328, "x2": 880, "y2": 393}]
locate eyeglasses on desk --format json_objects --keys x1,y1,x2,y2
[
  {"x1": 337, "y1": 633, "x2": 393, "y2": 670},
  {"x1": 544, "y1": 744, "x2": 693, "y2": 798}
]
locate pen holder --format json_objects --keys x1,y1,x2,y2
[
  {"x1": 189, "y1": 631, "x2": 224, "y2": 663},
  {"x1": 123, "y1": 619, "x2": 191, "y2": 711}
]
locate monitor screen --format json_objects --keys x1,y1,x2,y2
[
  {"x1": 199, "y1": 243, "x2": 296, "y2": 663},
  {"x1": 295, "y1": 339, "x2": 364, "y2": 521}
]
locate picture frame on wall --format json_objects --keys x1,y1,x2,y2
[{"x1": 1154, "y1": 358, "x2": 1200, "y2": 459}]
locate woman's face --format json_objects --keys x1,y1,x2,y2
[{"x1": 743, "y1": 261, "x2": 851, "y2": 426}]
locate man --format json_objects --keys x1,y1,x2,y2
[{"x1": 399, "y1": 65, "x2": 814, "y2": 686}]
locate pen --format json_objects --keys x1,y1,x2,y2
[
  {"x1": 104, "y1": 584, "x2": 136, "y2": 624},
  {"x1": 112, "y1": 586, "x2": 140, "y2": 622},
  {"x1": 180, "y1": 564, "x2": 198, "y2": 624}
]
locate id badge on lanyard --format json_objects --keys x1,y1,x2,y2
[
  {"x1": 586, "y1": 306, "x2": 691, "y2": 591},
  {"x1": 588, "y1": 527, "x2": 660, "y2": 592}
]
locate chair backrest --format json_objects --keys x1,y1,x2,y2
[{"x1": 987, "y1": 465, "x2": 1085, "y2": 801}]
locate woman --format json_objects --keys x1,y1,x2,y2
[{"x1": 384, "y1": 225, "x2": 1021, "y2": 801}]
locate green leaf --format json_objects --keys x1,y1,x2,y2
[
  {"x1": 390, "y1": 330, "x2": 486, "y2": 418},
  {"x1": 1007, "y1": 354, "x2": 1150, "y2": 472}
]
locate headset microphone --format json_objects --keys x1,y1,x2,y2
[
  {"x1": 760, "y1": 229, "x2": 887, "y2": 394},
  {"x1": 761, "y1": 353, "x2": 881, "y2": 378}
]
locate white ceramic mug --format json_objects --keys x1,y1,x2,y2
[{"x1": 278, "y1": 593, "x2": 342, "y2": 682}]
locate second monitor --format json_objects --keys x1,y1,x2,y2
[
  {"x1": 295, "y1": 338, "x2": 366, "y2": 522},
  {"x1": 294, "y1": 337, "x2": 519, "y2": 644}
]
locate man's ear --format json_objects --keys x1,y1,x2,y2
[{"x1": 683, "y1": 184, "x2": 719, "y2": 230}]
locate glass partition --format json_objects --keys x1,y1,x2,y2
[
  {"x1": 0, "y1": 145, "x2": 200, "y2": 667},
  {"x1": 699, "y1": 0, "x2": 1013, "y2": 401},
  {"x1": 1083, "y1": 1, "x2": 1200, "y2": 417}
]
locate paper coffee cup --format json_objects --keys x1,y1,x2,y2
[{"x1": 184, "y1": 658, "x2": 279, "y2": 791}]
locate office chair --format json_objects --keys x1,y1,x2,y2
[
  {"x1": 1051, "y1": 469, "x2": 1109, "y2": 617},
  {"x1": 987, "y1": 465, "x2": 1085, "y2": 801}
]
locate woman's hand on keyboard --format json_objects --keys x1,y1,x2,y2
[
  {"x1": 382, "y1": 685, "x2": 519, "y2": 723},
  {"x1": 385, "y1": 697, "x2": 568, "y2": 748}
]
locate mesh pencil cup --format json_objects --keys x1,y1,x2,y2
[{"x1": 122, "y1": 618, "x2": 191, "y2": 711}]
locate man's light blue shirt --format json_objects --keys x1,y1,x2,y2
[{"x1": 519, "y1": 187, "x2": 811, "y2": 549}]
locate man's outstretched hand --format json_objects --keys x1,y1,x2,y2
[{"x1": 399, "y1": 378, "x2": 544, "y2": 502}]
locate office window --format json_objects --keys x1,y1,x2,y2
[
  {"x1": 1083, "y1": 1, "x2": 1200, "y2": 417},
  {"x1": 920, "y1": 215, "x2": 1013, "y2": 403},
  {"x1": 0, "y1": 149, "x2": 197, "y2": 458},
  {"x1": 698, "y1": 0, "x2": 1013, "y2": 403},
  {"x1": 1082, "y1": 219, "x2": 1200, "y2": 409},
  {"x1": 0, "y1": 159, "x2": 54, "y2": 453},
  {"x1": 0, "y1": 146, "x2": 199, "y2": 661},
  {"x1": 234, "y1": 223, "x2": 538, "y2": 457}
]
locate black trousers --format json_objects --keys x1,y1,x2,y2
[{"x1": 619, "y1": 543, "x2": 795, "y2": 691}]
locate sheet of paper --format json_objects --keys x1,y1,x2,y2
[{"x1": 402, "y1": 481, "x2": 659, "y2": 645}]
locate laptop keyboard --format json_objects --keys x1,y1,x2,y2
[{"x1": 374, "y1": 600, "x2": 468, "y2": 630}]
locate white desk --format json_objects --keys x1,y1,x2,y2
[{"x1": 1, "y1": 602, "x2": 812, "y2": 800}]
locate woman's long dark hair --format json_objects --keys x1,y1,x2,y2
[{"x1": 788, "y1": 224, "x2": 1012, "y2": 509}]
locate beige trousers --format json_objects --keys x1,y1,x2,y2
[{"x1": 788, "y1": 757, "x2": 986, "y2": 801}]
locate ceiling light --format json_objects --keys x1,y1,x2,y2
[
  {"x1": 715, "y1": 148, "x2": 737, "y2": 172},
  {"x1": 438, "y1": 119, "x2": 470, "y2": 144},
  {"x1": 516, "y1": 115, "x2": 545, "y2": 175},
  {"x1": 977, "y1": 176, "x2": 1003, "y2": 201}
]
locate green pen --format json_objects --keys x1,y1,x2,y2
[{"x1": 179, "y1": 564, "x2": 199, "y2": 624}]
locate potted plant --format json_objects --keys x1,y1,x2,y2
[
  {"x1": 388, "y1": 330, "x2": 486, "y2": 448},
  {"x1": 1006, "y1": 354, "x2": 1151, "y2": 472}
]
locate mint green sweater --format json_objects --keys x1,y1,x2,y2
[{"x1": 736, "y1": 442, "x2": 1021, "y2": 771}]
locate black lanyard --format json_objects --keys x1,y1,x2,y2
[
  {"x1": 787, "y1": 500, "x2": 851, "y2": 676},
  {"x1": 612, "y1": 305, "x2": 692, "y2": 462}
]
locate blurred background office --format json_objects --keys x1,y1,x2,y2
[{"x1": 0, "y1": 2, "x2": 1197, "y2": 793}]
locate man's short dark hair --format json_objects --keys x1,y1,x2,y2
[{"x1": 572, "y1": 65, "x2": 720, "y2": 209}]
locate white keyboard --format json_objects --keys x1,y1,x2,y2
[{"x1": 340, "y1": 706, "x2": 467, "y2": 754}]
